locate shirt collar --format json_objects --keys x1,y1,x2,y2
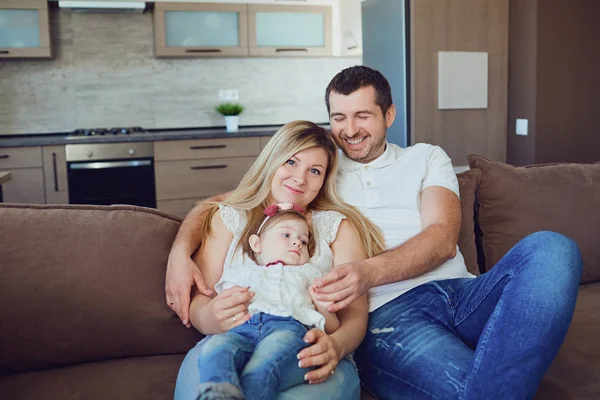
[{"x1": 337, "y1": 142, "x2": 396, "y2": 172}]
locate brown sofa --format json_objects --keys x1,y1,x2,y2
[{"x1": 1, "y1": 156, "x2": 599, "y2": 399}]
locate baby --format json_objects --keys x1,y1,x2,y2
[{"x1": 196, "y1": 204, "x2": 339, "y2": 400}]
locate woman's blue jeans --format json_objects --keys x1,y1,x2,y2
[
  {"x1": 355, "y1": 231, "x2": 583, "y2": 400},
  {"x1": 175, "y1": 313, "x2": 360, "y2": 400}
]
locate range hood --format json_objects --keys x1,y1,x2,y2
[{"x1": 58, "y1": 1, "x2": 146, "y2": 13}]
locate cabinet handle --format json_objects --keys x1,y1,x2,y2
[
  {"x1": 276, "y1": 48, "x2": 308, "y2": 53},
  {"x1": 0, "y1": 154, "x2": 9, "y2": 159},
  {"x1": 0, "y1": 51, "x2": 9, "y2": 54},
  {"x1": 186, "y1": 49, "x2": 222, "y2": 53},
  {"x1": 189, "y1": 145, "x2": 227, "y2": 150},
  {"x1": 190, "y1": 165, "x2": 228, "y2": 170},
  {"x1": 52, "y1": 152, "x2": 59, "y2": 192}
]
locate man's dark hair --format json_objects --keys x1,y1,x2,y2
[{"x1": 325, "y1": 65, "x2": 393, "y2": 115}]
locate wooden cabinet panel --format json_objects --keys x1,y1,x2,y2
[
  {"x1": 248, "y1": 4, "x2": 333, "y2": 57},
  {"x1": 42, "y1": 145, "x2": 69, "y2": 204},
  {"x1": 156, "y1": 156, "x2": 256, "y2": 201},
  {"x1": 0, "y1": 0, "x2": 51, "y2": 59},
  {"x1": 154, "y1": 137, "x2": 260, "y2": 161},
  {"x1": 2, "y1": 168, "x2": 45, "y2": 203},
  {"x1": 154, "y1": 2, "x2": 249, "y2": 58},
  {"x1": 260, "y1": 136, "x2": 271, "y2": 151},
  {"x1": 157, "y1": 198, "x2": 204, "y2": 219},
  {"x1": 0, "y1": 146, "x2": 43, "y2": 169}
]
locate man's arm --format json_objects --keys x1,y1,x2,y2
[
  {"x1": 367, "y1": 185, "x2": 460, "y2": 286},
  {"x1": 165, "y1": 191, "x2": 232, "y2": 327},
  {"x1": 314, "y1": 185, "x2": 461, "y2": 312}
]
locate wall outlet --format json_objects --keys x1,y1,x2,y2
[
  {"x1": 516, "y1": 119, "x2": 528, "y2": 136},
  {"x1": 219, "y1": 89, "x2": 239, "y2": 102}
]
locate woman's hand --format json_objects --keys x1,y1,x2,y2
[
  {"x1": 297, "y1": 329, "x2": 343, "y2": 384},
  {"x1": 201, "y1": 286, "x2": 254, "y2": 334}
]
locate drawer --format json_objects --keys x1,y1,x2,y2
[
  {"x1": 154, "y1": 137, "x2": 260, "y2": 161},
  {"x1": 158, "y1": 198, "x2": 204, "y2": 219},
  {"x1": 155, "y1": 156, "x2": 256, "y2": 200},
  {"x1": 260, "y1": 136, "x2": 272, "y2": 151},
  {"x1": 1, "y1": 168, "x2": 45, "y2": 204},
  {"x1": 0, "y1": 146, "x2": 43, "y2": 169}
]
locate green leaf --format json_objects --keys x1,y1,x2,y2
[{"x1": 215, "y1": 102, "x2": 244, "y2": 116}]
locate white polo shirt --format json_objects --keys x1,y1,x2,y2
[{"x1": 336, "y1": 142, "x2": 475, "y2": 312}]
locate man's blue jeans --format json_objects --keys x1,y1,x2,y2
[
  {"x1": 355, "y1": 231, "x2": 583, "y2": 400},
  {"x1": 175, "y1": 313, "x2": 361, "y2": 400}
]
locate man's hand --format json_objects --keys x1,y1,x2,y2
[
  {"x1": 312, "y1": 261, "x2": 374, "y2": 313},
  {"x1": 308, "y1": 285, "x2": 333, "y2": 310},
  {"x1": 165, "y1": 249, "x2": 213, "y2": 328}
]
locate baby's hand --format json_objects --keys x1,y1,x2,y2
[{"x1": 309, "y1": 285, "x2": 333, "y2": 310}]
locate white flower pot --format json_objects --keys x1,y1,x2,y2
[{"x1": 225, "y1": 116, "x2": 239, "y2": 133}]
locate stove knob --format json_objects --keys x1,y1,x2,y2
[
  {"x1": 86, "y1": 151, "x2": 93, "y2": 158},
  {"x1": 128, "y1": 149, "x2": 136, "y2": 156}
]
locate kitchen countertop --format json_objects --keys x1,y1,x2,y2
[
  {"x1": 0, "y1": 126, "x2": 298, "y2": 148},
  {"x1": 0, "y1": 171, "x2": 11, "y2": 186}
]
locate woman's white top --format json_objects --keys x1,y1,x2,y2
[{"x1": 215, "y1": 205, "x2": 346, "y2": 331}]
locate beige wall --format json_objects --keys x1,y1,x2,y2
[
  {"x1": 0, "y1": 10, "x2": 359, "y2": 135},
  {"x1": 410, "y1": 0, "x2": 509, "y2": 164}
]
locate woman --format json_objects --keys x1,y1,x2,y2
[{"x1": 175, "y1": 121, "x2": 384, "y2": 399}]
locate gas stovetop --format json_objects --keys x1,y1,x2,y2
[{"x1": 67, "y1": 127, "x2": 149, "y2": 138}]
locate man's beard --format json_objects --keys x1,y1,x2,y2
[{"x1": 340, "y1": 133, "x2": 386, "y2": 164}]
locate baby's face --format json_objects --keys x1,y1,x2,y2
[{"x1": 257, "y1": 218, "x2": 310, "y2": 265}]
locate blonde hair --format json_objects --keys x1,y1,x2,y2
[
  {"x1": 200, "y1": 120, "x2": 385, "y2": 258},
  {"x1": 243, "y1": 210, "x2": 316, "y2": 264}
]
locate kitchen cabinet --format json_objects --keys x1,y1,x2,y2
[
  {"x1": 0, "y1": 146, "x2": 45, "y2": 203},
  {"x1": 154, "y1": 2, "x2": 249, "y2": 58},
  {"x1": 155, "y1": 137, "x2": 261, "y2": 218},
  {"x1": 248, "y1": 4, "x2": 332, "y2": 57},
  {"x1": 335, "y1": 0, "x2": 362, "y2": 56},
  {"x1": 0, "y1": 0, "x2": 51, "y2": 59},
  {"x1": 42, "y1": 145, "x2": 69, "y2": 204},
  {"x1": 260, "y1": 136, "x2": 271, "y2": 151}
]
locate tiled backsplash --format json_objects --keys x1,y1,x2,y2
[{"x1": 0, "y1": 11, "x2": 359, "y2": 135}]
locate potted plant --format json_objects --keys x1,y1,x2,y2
[{"x1": 216, "y1": 102, "x2": 244, "y2": 133}]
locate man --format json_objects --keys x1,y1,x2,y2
[{"x1": 166, "y1": 66, "x2": 582, "y2": 399}]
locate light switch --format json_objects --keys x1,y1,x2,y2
[{"x1": 516, "y1": 119, "x2": 528, "y2": 136}]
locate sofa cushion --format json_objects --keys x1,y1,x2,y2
[
  {"x1": 535, "y1": 283, "x2": 600, "y2": 399},
  {"x1": 0, "y1": 354, "x2": 184, "y2": 400},
  {"x1": 0, "y1": 204, "x2": 203, "y2": 374},
  {"x1": 456, "y1": 169, "x2": 482, "y2": 276},
  {"x1": 468, "y1": 155, "x2": 600, "y2": 283}
]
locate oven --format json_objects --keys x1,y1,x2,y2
[{"x1": 66, "y1": 142, "x2": 156, "y2": 208}]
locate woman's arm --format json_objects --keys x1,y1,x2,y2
[
  {"x1": 309, "y1": 288, "x2": 341, "y2": 334},
  {"x1": 188, "y1": 209, "x2": 253, "y2": 335},
  {"x1": 165, "y1": 191, "x2": 233, "y2": 326},
  {"x1": 299, "y1": 220, "x2": 369, "y2": 383}
]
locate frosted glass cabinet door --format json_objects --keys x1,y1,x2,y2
[
  {"x1": 154, "y1": 3, "x2": 248, "y2": 58},
  {"x1": 0, "y1": 0, "x2": 51, "y2": 59},
  {"x1": 249, "y1": 4, "x2": 332, "y2": 57}
]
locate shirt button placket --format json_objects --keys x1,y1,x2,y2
[{"x1": 364, "y1": 165, "x2": 374, "y2": 203}]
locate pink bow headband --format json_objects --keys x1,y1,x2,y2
[{"x1": 256, "y1": 203, "x2": 305, "y2": 235}]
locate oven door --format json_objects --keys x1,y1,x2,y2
[{"x1": 68, "y1": 158, "x2": 157, "y2": 208}]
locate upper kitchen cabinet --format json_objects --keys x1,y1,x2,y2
[
  {"x1": 0, "y1": 0, "x2": 51, "y2": 59},
  {"x1": 335, "y1": 0, "x2": 362, "y2": 56},
  {"x1": 248, "y1": 4, "x2": 332, "y2": 57},
  {"x1": 154, "y1": 2, "x2": 249, "y2": 58}
]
